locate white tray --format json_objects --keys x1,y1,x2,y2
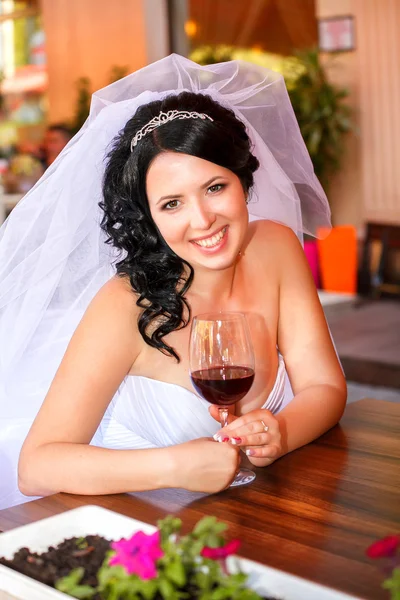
[{"x1": 0, "y1": 506, "x2": 361, "y2": 600}]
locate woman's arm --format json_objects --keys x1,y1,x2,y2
[
  {"x1": 18, "y1": 276, "x2": 168, "y2": 496},
  {"x1": 274, "y1": 224, "x2": 347, "y2": 458},
  {"x1": 19, "y1": 277, "x2": 239, "y2": 496},
  {"x1": 209, "y1": 222, "x2": 346, "y2": 467}
]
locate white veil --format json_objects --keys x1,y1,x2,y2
[{"x1": 0, "y1": 54, "x2": 330, "y2": 507}]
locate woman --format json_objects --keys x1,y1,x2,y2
[{"x1": 0, "y1": 55, "x2": 346, "y2": 509}]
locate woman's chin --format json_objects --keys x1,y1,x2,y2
[{"x1": 190, "y1": 249, "x2": 240, "y2": 272}]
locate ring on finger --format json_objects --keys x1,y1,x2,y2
[{"x1": 260, "y1": 419, "x2": 269, "y2": 432}]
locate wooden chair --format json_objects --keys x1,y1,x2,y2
[{"x1": 358, "y1": 222, "x2": 400, "y2": 298}]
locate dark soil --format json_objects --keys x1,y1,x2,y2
[
  {"x1": 0, "y1": 535, "x2": 109, "y2": 599},
  {"x1": 0, "y1": 535, "x2": 278, "y2": 599}
]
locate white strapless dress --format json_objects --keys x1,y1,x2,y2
[{"x1": 0, "y1": 355, "x2": 293, "y2": 510}]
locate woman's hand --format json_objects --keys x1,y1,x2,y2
[
  {"x1": 168, "y1": 437, "x2": 241, "y2": 494},
  {"x1": 209, "y1": 406, "x2": 282, "y2": 467}
]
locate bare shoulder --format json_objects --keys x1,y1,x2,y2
[
  {"x1": 249, "y1": 218, "x2": 299, "y2": 243},
  {"x1": 247, "y1": 219, "x2": 303, "y2": 267},
  {"x1": 70, "y1": 274, "x2": 141, "y2": 363},
  {"x1": 93, "y1": 274, "x2": 137, "y2": 305},
  {"x1": 87, "y1": 275, "x2": 139, "y2": 322}
]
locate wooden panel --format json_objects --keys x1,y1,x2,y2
[
  {"x1": 40, "y1": 0, "x2": 149, "y2": 123},
  {"x1": 355, "y1": 0, "x2": 400, "y2": 225},
  {"x1": 317, "y1": 0, "x2": 400, "y2": 228},
  {"x1": 315, "y1": 0, "x2": 363, "y2": 229}
]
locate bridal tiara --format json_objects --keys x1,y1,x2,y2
[{"x1": 130, "y1": 110, "x2": 214, "y2": 151}]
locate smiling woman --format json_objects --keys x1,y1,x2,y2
[
  {"x1": 0, "y1": 54, "x2": 345, "y2": 511},
  {"x1": 101, "y1": 91, "x2": 258, "y2": 360},
  {"x1": 148, "y1": 157, "x2": 242, "y2": 262}
]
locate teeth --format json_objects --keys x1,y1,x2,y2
[{"x1": 194, "y1": 227, "x2": 226, "y2": 248}]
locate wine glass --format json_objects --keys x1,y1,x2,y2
[{"x1": 189, "y1": 312, "x2": 256, "y2": 487}]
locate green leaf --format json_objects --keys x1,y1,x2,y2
[
  {"x1": 382, "y1": 567, "x2": 400, "y2": 600},
  {"x1": 335, "y1": 115, "x2": 352, "y2": 132},
  {"x1": 179, "y1": 537, "x2": 204, "y2": 558},
  {"x1": 76, "y1": 537, "x2": 88, "y2": 550},
  {"x1": 191, "y1": 516, "x2": 228, "y2": 550},
  {"x1": 139, "y1": 578, "x2": 158, "y2": 600},
  {"x1": 308, "y1": 125, "x2": 322, "y2": 155},
  {"x1": 195, "y1": 570, "x2": 211, "y2": 590},
  {"x1": 229, "y1": 572, "x2": 248, "y2": 586},
  {"x1": 159, "y1": 576, "x2": 176, "y2": 600},
  {"x1": 336, "y1": 88, "x2": 350, "y2": 99},
  {"x1": 235, "y1": 589, "x2": 264, "y2": 600},
  {"x1": 158, "y1": 516, "x2": 182, "y2": 543},
  {"x1": 55, "y1": 568, "x2": 96, "y2": 599},
  {"x1": 210, "y1": 588, "x2": 232, "y2": 600},
  {"x1": 97, "y1": 564, "x2": 129, "y2": 588},
  {"x1": 193, "y1": 516, "x2": 219, "y2": 536},
  {"x1": 56, "y1": 567, "x2": 85, "y2": 590},
  {"x1": 67, "y1": 586, "x2": 96, "y2": 600},
  {"x1": 165, "y1": 556, "x2": 187, "y2": 586},
  {"x1": 213, "y1": 522, "x2": 228, "y2": 534},
  {"x1": 110, "y1": 577, "x2": 143, "y2": 599}
]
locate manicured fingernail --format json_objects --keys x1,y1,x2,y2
[
  {"x1": 213, "y1": 433, "x2": 222, "y2": 442},
  {"x1": 222, "y1": 436, "x2": 230, "y2": 442},
  {"x1": 231, "y1": 437, "x2": 242, "y2": 445},
  {"x1": 246, "y1": 449, "x2": 255, "y2": 456}
]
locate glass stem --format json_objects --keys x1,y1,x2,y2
[{"x1": 218, "y1": 407, "x2": 229, "y2": 428}]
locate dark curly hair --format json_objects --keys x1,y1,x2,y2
[{"x1": 100, "y1": 92, "x2": 259, "y2": 361}]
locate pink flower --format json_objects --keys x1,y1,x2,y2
[
  {"x1": 366, "y1": 535, "x2": 400, "y2": 559},
  {"x1": 201, "y1": 539, "x2": 241, "y2": 560},
  {"x1": 109, "y1": 530, "x2": 164, "y2": 579}
]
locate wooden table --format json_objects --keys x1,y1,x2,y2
[{"x1": 0, "y1": 399, "x2": 399, "y2": 599}]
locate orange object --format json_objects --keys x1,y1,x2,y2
[{"x1": 317, "y1": 226, "x2": 358, "y2": 293}]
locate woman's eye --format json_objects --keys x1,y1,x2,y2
[
  {"x1": 163, "y1": 199, "x2": 180, "y2": 210},
  {"x1": 208, "y1": 183, "x2": 225, "y2": 194}
]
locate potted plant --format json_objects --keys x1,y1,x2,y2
[
  {"x1": 0, "y1": 515, "x2": 274, "y2": 600},
  {"x1": 287, "y1": 48, "x2": 352, "y2": 190},
  {"x1": 190, "y1": 45, "x2": 352, "y2": 191}
]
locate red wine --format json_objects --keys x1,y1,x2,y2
[{"x1": 191, "y1": 366, "x2": 255, "y2": 406}]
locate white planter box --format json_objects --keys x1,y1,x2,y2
[{"x1": 0, "y1": 506, "x2": 361, "y2": 600}]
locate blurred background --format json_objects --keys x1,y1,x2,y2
[{"x1": 0, "y1": 0, "x2": 399, "y2": 401}]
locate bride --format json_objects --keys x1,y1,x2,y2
[{"x1": 0, "y1": 55, "x2": 346, "y2": 510}]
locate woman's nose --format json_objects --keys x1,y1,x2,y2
[{"x1": 190, "y1": 201, "x2": 216, "y2": 230}]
